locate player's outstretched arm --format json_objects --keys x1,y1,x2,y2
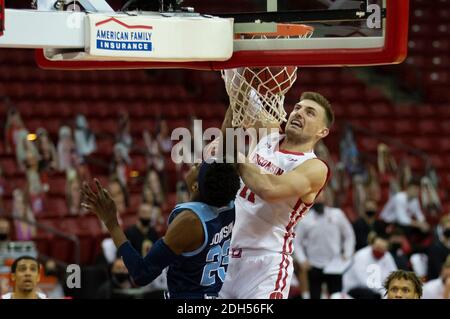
[
  {"x1": 81, "y1": 180, "x2": 204, "y2": 286},
  {"x1": 238, "y1": 158, "x2": 328, "y2": 202},
  {"x1": 82, "y1": 181, "x2": 204, "y2": 286},
  {"x1": 118, "y1": 210, "x2": 204, "y2": 286}
]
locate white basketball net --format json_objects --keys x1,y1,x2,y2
[
  {"x1": 222, "y1": 27, "x2": 314, "y2": 128},
  {"x1": 222, "y1": 67, "x2": 297, "y2": 128}
]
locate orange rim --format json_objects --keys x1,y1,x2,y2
[{"x1": 235, "y1": 24, "x2": 314, "y2": 38}]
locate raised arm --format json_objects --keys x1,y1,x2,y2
[
  {"x1": 238, "y1": 158, "x2": 328, "y2": 203},
  {"x1": 81, "y1": 179, "x2": 204, "y2": 286},
  {"x1": 118, "y1": 210, "x2": 203, "y2": 286},
  {"x1": 337, "y1": 209, "x2": 356, "y2": 260}
]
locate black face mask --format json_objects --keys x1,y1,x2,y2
[
  {"x1": 139, "y1": 218, "x2": 151, "y2": 227},
  {"x1": 313, "y1": 203, "x2": 325, "y2": 214},
  {"x1": 0, "y1": 233, "x2": 8, "y2": 241},
  {"x1": 365, "y1": 210, "x2": 377, "y2": 218},
  {"x1": 390, "y1": 243, "x2": 402, "y2": 252},
  {"x1": 443, "y1": 229, "x2": 450, "y2": 238},
  {"x1": 113, "y1": 273, "x2": 130, "y2": 284},
  {"x1": 46, "y1": 270, "x2": 58, "y2": 277}
]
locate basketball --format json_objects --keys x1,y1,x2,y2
[{"x1": 242, "y1": 66, "x2": 297, "y2": 96}]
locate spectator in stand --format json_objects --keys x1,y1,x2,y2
[
  {"x1": 339, "y1": 125, "x2": 361, "y2": 176},
  {"x1": 293, "y1": 192, "x2": 355, "y2": 299},
  {"x1": 57, "y1": 126, "x2": 76, "y2": 172},
  {"x1": 74, "y1": 114, "x2": 96, "y2": 160},
  {"x1": 140, "y1": 188, "x2": 165, "y2": 237},
  {"x1": 0, "y1": 164, "x2": 5, "y2": 215},
  {"x1": 175, "y1": 177, "x2": 189, "y2": 204},
  {"x1": 1, "y1": 256, "x2": 47, "y2": 299},
  {"x1": 150, "y1": 204, "x2": 166, "y2": 238},
  {"x1": 4, "y1": 105, "x2": 26, "y2": 154},
  {"x1": 97, "y1": 178, "x2": 128, "y2": 261},
  {"x1": 96, "y1": 257, "x2": 134, "y2": 299},
  {"x1": 143, "y1": 129, "x2": 164, "y2": 174},
  {"x1": 343, "y1": 233, "x2": 397, "y2": 297},
  {"x1": 11, "y1": 189, "x2": 36, "y2": 241},
  {"x1": 156, "y1": 118, "x2": 172, "y2": 193},
  {"x1": 108, "y1": 177, "x2": 129, "y2": 216},
  {"x1": 110, "y1": 143, "x2": 132, "y2": 187},
  {"x1": 156, "y1": 118, "x2": 172, "y2": 155},
  {"x1": 15, "y1": 128, "x2": 37, "y2": 172},
  {"x1": 116, "y1": 111, "x2": 133, "y2": 154},
  {"x1": 352, "y1": 200, "x2": 386, "y2": 251},
  {"x1": 353, "y1": 160, "x2": 381, "y2": 217},
  {"x1": 365, "y1": 163, "x2": 381, "y2": 203},
  {"x1": 377, "y1": 143, "x2": 398, "y2": 188},
  {"x1": 427, "y1": 215, "x2": 450, "y2": 280},
  {"x1": 42, "y1": 259, "x2": 65, "y2": 299},
  {"x1": 389, "y1": 157, "x2": 411, "y2": 197},
  {"x1": 352, "y1": 173, "x2": 366, "y2": 217},
  {"x1": 384, "y1": 270, "x2": 423, "y2": 299},
  {"x1": 421, "y1": 175, "x2": 441, "y2": 217},
  {"x1": 35, "y1": 128, "x2": 58, "y2": 174},
  {"x1": 424, "y1": 160, "x2": 439, "y2": 186},
  {"x1": 422, "y1": 255, "x2": 450, "y2": 299},
  {"x1": 24, "y1": 148, "x2": 45, "y2": 214},
  {"x1": 388, "y1": 228, "x2": 411, "y2": 271},
  {"x1": 333, "y1": 162, "x2": 350, "y2": 208},
  {"x1": 0, "y1": 275, "x2": 8, "y2": 297},
  {"x1": 314, "y1": 141, "x2": 336, "y2": 206},
  {"x1": 380, "y1": 176, "x2": 430, "y2": 235},
  {"x1": 0, "y1": 217, "x2": 11, "y2": 242},
  {"x1": 143, "y1": 168, "x2": 165, "y2": 208},
  {"x1": 66, "y1": 169, "x2": 82, "y2": 215},
  {"x1": 124, "y1": 203, "x2": 160, "y2": 257},
  {"x1": 141, "y1": 181, "x2": 155, "y2": 205}
]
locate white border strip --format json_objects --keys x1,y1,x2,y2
[{"x1": 234, "y1": 37, "x2": 385, "y2": 51}]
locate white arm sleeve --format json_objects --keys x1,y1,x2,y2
[
  {"x1": 337, "y1": 209, "x2": 356, "y2": 260},
  {"x1": 409, "y1": 198, "x2": 426, "y2": 223},
  {"x1": 380, "y1": 197, "x2": 396, "y2": 223}
]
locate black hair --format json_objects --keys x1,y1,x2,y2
[
  {"x1": 347, "y1": 287, "x2": 381, "y2": 299},
  {"x1": 11, "y1": 256, "x2": 39, "y2": 274},
  {"x1": 201, "y1": 162, "x2": 240, "y2": 207},
  {"x1": 383, "y1": 270, "x2": 423, "y2": 298},
  {"x1": 108, "y1": 175, "x2": 129, "y2": 208},
  {"x1": 407, "y1": 175, "x2": 422, "y2": 187},
  {"x1": 373, "y1": 231, "x2": 390, "y2": 242}
]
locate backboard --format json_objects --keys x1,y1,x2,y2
[{"x1": 0, "y1": 0, "x2": 409, "y2": 70}]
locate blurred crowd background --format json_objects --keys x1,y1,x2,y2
[{"x1": 1, "y1": 0, "x2": 449, "y2": 299}]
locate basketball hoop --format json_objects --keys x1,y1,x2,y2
[{"x1": 222, "y1": 24, "x2": 314, "y2": 128}]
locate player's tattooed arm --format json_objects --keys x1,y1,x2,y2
[{"x1": 238, "y1": 158, "x2": 328, "y2": 202}]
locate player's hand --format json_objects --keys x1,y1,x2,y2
[{"x1": 81, "y1": 178, "x2": 118, "y2": 229}]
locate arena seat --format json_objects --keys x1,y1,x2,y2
[{"x1": 43, "y1": 198, "x2": 68, "y2": 218}]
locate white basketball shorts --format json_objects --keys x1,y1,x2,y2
[{"x1": 219, "y1": 248, "x2": 293, "y2": 299}]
